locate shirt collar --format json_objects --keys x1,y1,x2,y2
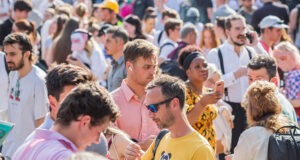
[
  {"x1": 34, "y1": 129, "x2": 78, "y2": 152},
  {"x1": 121, "y1": 80, "x2": 136, "y2": 102},
  {"x1": 112, "y1": 55, "x2": 124, "y2": 65}
]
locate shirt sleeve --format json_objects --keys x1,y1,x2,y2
[
  {"x1": 141, "y1": 140, "x2": 155, "y2": 160},
  {"x1": 206, "y1": 49, "x2": 238, "y2": 88},
  {"x1": 33, "y1": 79, "x2": 48, "y2": 120},
  {"x1": 191, "y1": 145, "x2": 215, "y2": 160},
  {"x1": 232, "y1": 131, "x2": 251, "y2": 160}
]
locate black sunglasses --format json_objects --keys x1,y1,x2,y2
[{"x1": 146, "y1": 97, "x2": 176, "y2": 113}]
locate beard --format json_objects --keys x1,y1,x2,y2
[
  {"x1": 7, "y1": 57, "x2": 24, "y2": 71},
  {"x1": 230, "y1": 35, "x2": 246, "y2": 47},
  {"x1": 156, "y1": 106, "x2": 175, "y2": 129}
]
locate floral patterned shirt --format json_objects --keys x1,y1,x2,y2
[{"x1": 185, "y1": 87, "x2": 218, "y2": 150}]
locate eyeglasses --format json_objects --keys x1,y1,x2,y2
[{"x1": 146, "y1": 97, "x2": 176, "y2": 113}]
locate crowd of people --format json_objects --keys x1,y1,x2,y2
[{"x1": 0, "y1": 0, "x2": 299, "y2": 159}]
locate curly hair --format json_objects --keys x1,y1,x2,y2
[{"x1": 243, "y1": 81, "x2": 290, "y2": 132}]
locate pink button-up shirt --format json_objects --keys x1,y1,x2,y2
[
  {"x1": 12, "y1": 129, "x2": 77, "y2": 160},
  {"x1": 112, "y1": 80, "x2": 159, "y2": 142}
]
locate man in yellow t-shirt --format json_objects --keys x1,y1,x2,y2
[{"x1": 125, "y1": 75, "x2": 215, "y2": 160}]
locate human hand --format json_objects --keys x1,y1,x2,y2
[
  {"x1": 199, "y1": 92, "x2": 222, "y2": 107},
  {"x1": 125, "y1": 142, "x2": 143, "y2": 160},
  {"x1": 245, "y1": 30, "x2": 259, "y2": 47},
  {"x1": 138, "y1": 135, "x2": 156, "y2": 151},
  {"x1": 233, "y1": 66, "x2": 247, "y2": 79}
]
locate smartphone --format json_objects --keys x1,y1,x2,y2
[
  {"x1": 214, "y1": 80, "x2": 224, "y2": 96},
  {"x1": 246, "y1": 32, "x2": 253, "y2": 44}
]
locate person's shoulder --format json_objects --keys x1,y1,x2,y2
[
  {"x1": 289, "y1": 70, "x2": 300, "y2": 78},
  {"x1": 242, "y1": 126, "x2": 270, "y2": 136},
  {"x1": 32, "y1": 65, "x2": 47, "y2": 81}
]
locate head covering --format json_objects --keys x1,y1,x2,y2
[
  {"x1": 183, "y1": 52, "x2": 204, "y2": 70},
  {"x1": 258, "y1": 15, "x2": 288, "y2": 29},
  {"x1": 95, "y1": 0, "x2": 119, "y2": 14},
  {"x1": 71, "y1": 29, "x2": 90, "y2": 52}
]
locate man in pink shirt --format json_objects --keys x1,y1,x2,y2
[
  {"x1": 258, "y1": 15, "x2": 288, "y2": 55},
  {"x1": 12, "y1": 83, "x2": 119, "y2": 160},
  {"x1": 112, "y1": 39, "x2": 159, "y2": 150}
]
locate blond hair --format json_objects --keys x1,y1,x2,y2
[{"x1": 274, "y1": 41, "x2": 300, "y2": 64}]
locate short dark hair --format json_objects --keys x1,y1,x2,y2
[
  {"x1": 123, "y1": 39, "x2": 158, "y2": 63},
  {"x1": 56, "y1": 83, "x2": 120, "y2": 127},
  {"x1": 3, "y1": 33, "x2": 34, "y2": 62},
  {"x1": 106, "y1": 26, "x2": 129, "y2": 43},
  {"x1": 225, "y1": 14, "x2": 245, "y2": 30},
  {"x1": 46, "y1": 64, "x2": 96, "y2": 101},
  {"x1": 146, "y1": 74, "x2": 186, "y2": 109},
  {"x1": 14, "y1": 0, "x2": 32, "y2": 12},
  {"x1": 164, "y1": 18, "x2": 182, "y2": 36},
  {"x1": 247, "y1": 55, "x2": 277, "y2": 78},
  {"x1": 162, "y1": 9, "x2": 178, "y2": 19}
]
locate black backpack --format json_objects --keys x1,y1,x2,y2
[
  {"x1": 152, "y1": 129, "x2": 169, "y2": 160},
  {"x1": 268, "y1": 126, "x2": 300, "y2": 160}
]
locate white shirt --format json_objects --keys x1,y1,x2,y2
[
  {"x1": 232, "y1": 126, "x2": 272, "y2": 160},
  {"x1": 154, "y1": 30, "x2": 168, "y2": 47},
  {"x1": 159, "y1": 38, "x2": 177, "y2": 60},
  {"x1": 206, "y1": 41, "x2": 256, "y2": 103},
  {"x1": 0, "y1": 52, "x2": 8, "y2": 112},
  {"x1": 2, "y1": 65, "x2": 48, "y2": 157},
  {"x1": 72, "y1": 42, "x2": 108, "y2": 82}
]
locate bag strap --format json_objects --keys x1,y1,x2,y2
[
  {"x1": 160, "y1": 42, "x2": 175, "y2": 54},
  {"x1": 152, "y1": 129, "x2": 169, "y2": 160},
  {"x1": 157, "y1": 30, "x2": 164, "y2": 45},
  {"x1": 4, "y1": 55, "x2": 10, "y2": 75}
]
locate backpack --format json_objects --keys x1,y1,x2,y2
[
  {"x1": 152, "y1": 129, "x2": 169, "y2": 160},
  {"x1": 268, "y1": 126, "x2": 300, "y2": 160},
  {"x1": 4, "y1": 55, "x2": 9, "y2": 75}
]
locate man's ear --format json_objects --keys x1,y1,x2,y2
[
  {"x1": 79, "y1": 115, "x2": 91, "y2": 128},
  {"x1": 24, "y1": 51, "x2": 31, "y2": 59},
  {"x1": 48, "y1": 95, "x2": 59, "y2": 112},
  {"x1": 270, "y1": 77, "x2": 279, "y2": 86}
]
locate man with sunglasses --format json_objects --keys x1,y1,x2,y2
[
  {"x1": 125, "y1": 75, "x2": 215, "y2": 160},
  {"x1": 112, "y1": 39, "x2": 159, "y2": 151}
]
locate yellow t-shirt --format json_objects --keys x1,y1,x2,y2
[
  {"x1": 185, "y1": 87, "x2": 218, "y2": 150},
  {"x1": 142, "y1": 131, "x2": 215, "y2": 160}
]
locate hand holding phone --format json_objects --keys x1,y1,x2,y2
[{"x1": 214, "y1": 80, "x2": 224, "y2": 96}]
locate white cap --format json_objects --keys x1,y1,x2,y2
[{"x1": 258, "y1": 15, "x2": 288, "y2": 29}]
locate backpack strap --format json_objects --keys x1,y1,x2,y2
[
  {"x1": 159, "y1": 42, "x2": 175, "y2": 55},
  {"x1": 157, "y1": 30, "x2": 164, "y2": 45},
  {"x1": 152, "y1": 129, "x2": 169, "y2": 160},
  {"x1": 4, "y1": 55, "x2": 10, "y2": 75}
]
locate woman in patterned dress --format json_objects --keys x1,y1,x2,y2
[{"x1": 178, "y1": 46, "x2": 222, "y2": 151}]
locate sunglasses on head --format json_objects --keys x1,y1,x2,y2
[{"x1": 146, "y1": 97, "x2": 176, "y2": 113}]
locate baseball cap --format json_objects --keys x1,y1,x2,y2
[
  {"x1": 186, "y1": 7, "x2": 200, "y2": 18},
  {"x1": 258, "y1": 15, "x2": 288, "y2": 29},
  {"x1": 94, "y1": 0, "x2": 119, "y2": 14}
]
